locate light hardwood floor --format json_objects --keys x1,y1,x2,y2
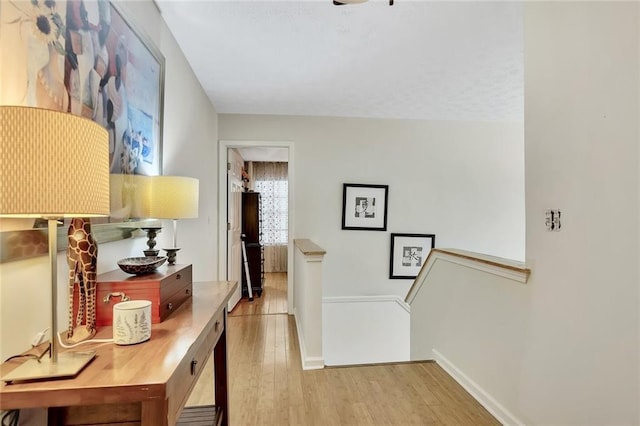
[
  {"x1": 229, "y1": 271, "x2": 288, "y2": 316},
  {"x1": 188, "y1": 273, "x2": 499, "y2": 425}
]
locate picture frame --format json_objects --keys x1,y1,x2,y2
[
  {"x1": 0, "y1": 0, "x2": 165, "y2": 177},
  {"x1": 103, "y1": 1, "x2": 165, "y2": 177},
  {"x1": 341, "y1": 183, "x2": 389, "y2": 231},
  {"x1": 389, "y1": 233, "x2": 436, "y2": 279},
  {"x1": 0, "y1": 0, "x2": 165, "y2": 263}
]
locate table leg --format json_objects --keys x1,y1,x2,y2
[
  {"x1": 142, "y1": 399, "x2": 168, "y2": 425},
  {"x1": 213, "y1": 310, "x2": 229, "y2": 426}
]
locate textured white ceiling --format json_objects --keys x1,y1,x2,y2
[{"x1": 157, "y1": 1, "x2": 523, "y2": 122}]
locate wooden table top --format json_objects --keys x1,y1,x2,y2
[{"x1": 0, "y1": 281, "x2": 237, "y2": 410}]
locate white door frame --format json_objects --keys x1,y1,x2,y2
[{"x1": 218, "y1": 140, "x2": 295, "y2": 315}]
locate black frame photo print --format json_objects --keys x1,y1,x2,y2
[
  {"x1": 341, "y1": 183, "x2": 389, "y2": 231},
  {"x1": 389, "y1": 233, "x2": 436, "y2": 279}
]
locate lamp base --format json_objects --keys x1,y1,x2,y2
[
  {"x1": 163, "y1": 248, "x2": 180, "y2": 265},
  {"x1": 141, "y1": 227, "x2": 162, "y2": 257},
  {"x1": 1, "y1": 350, "x2": 96, "y2": 383}
]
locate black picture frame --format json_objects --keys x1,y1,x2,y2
[
  {"x1": 341, "y1": 183, "x2": 389, "y2": 231},
  {"x1": 389, "y1": 233, "x2": 436, "y2": 279}
]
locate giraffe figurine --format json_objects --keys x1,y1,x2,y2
[{"x1": 66, "y1": 218, "x2": 99, "y2": 343}]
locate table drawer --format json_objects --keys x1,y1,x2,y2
[
  {"x1": 169, "y1": 309, "x2": 225, "y2": 424},
  {"x1": 159, "y1": 265, "x2": 193, "y2": 301},
  {"x1": 160, "y1": 282, "x2": 193, "y2": 320}
]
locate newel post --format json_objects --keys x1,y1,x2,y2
[{"x1": 293, "y1": 239, "x2": 326, "y2": 370}]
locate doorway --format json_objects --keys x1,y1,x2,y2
[{"x1": 218, "y1": 141, "x2": 295, "y2": 314}]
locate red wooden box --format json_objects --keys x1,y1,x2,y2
[{"x1": 76, "y1": 264, "x2": 193, "y2": 326}]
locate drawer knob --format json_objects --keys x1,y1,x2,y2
[
  {"x1": 167, "y1": 302, "x2": 173, "y2": 310},
  {"x1": 190, "y1": 359, "x2": 198, "y2": 375},
  {"x1": 176, "y1": 273, "x2": 182, "y2": 280},
  {"x1": 186, "y1": 288, "x2": 191, "y2": 295},
  {"x1": 215, "y1": 320, "x2": 220, "y2": 332}
]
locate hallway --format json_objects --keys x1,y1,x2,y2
[
  {"x1": 188, "y1": 273, "x2": 498, "y2": 425},
  {"x1": 229, "y1": 272, "x2": 288, "y2": 317}
]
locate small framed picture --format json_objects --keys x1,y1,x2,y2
[
  {"x1": 389, "y1": 233, "x2": 436, "y2": 279},
  {"x1": 341, "y1": 183, "x2": 389, "y2": 231}
]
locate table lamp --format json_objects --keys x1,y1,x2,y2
[
  {"x1": 0, "y1": 106, "x2": 109, "y2": 382},
  {"x1": 146, "y1": 176, "x2": 199, "y2": 264}
]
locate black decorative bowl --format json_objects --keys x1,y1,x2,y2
[{"x1": 117, "y1": 256, "x2": 167, "y2": 275}]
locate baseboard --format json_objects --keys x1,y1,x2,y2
[
  {"x1": 293, "y1": 308, "x2": 324, "y2": 370},
  {"x1": 301, "y1": 356, "x2": 324, "y2": 370},
  {"x1": 432, "y1": 349, "x2": 524, "y2": 426},
  {"x1": 227, "y1": 284, "x2": 241, "y2": 312}
]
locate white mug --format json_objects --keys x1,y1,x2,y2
[{"x1": 113, "y1": 300, "x2": 152, "y2": 345}]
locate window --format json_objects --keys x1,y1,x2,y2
[{"x1": 252, "y1": 162, "x2": 288, "y2": 245}]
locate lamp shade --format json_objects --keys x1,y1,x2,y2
[
  {"x1": 146, "y1": 175, "x2": 199, "y2": 219},
  {"x1": 0, "y1": 106, "x2": 110, "y2": 218}
]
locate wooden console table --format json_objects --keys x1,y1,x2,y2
[{"x1": 0, "y1": 281, "x2": 237, "y2": 426}]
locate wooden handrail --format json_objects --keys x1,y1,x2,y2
[
  {"x1": 294, "y1": 239, "x2": 326, "y2": 256},
  {"x1": 405, "y1": 248, "x2": 530, "y2": 304},
  {"x1": 431, "y1": 248, "x2": 529, "y2": 275}
]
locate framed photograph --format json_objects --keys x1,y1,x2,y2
[
  {"x1": 341, "y1": 183, "x2": 389, "y2": 231},
  {"x1": 0, "y1": 0, "x2": 165, "y2": 176},
  {"x1": 389, "y1": 233, "x2": 436, "y2": 279}
]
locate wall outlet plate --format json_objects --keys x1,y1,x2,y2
[{"x1": 545, "y1": 209, "x2": 561, "y2": 231}]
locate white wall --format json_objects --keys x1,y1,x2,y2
[
  {"x1": 324, "y1": 296, "x2": 410, "y2": 366},
  {"x1": 412, "y1": 4, "x2": 640, "y2": 424},
  {"x1": 219, "y1": 115, "x2": 525, "y2": 302},
  {"x1": 127, "y1": 1, "x2": 219, "y2": 282},
  {"x1": 220, "y1": 115, "x2": 524, "y2": 366},
  {"x1": 0, "y1": 0, "x2": 218, "y2": 361},
  {"x1": 521, "y1": 2, "x2": 639, "y2": 424}
]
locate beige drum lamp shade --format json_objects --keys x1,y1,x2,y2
[
  {"x1": 146, "y1": 175, "x2": 199, "y2": 220},
  {"x1": 0, "y1": 106, "x2": 110, "y2": 217},
  {"x1": 146, "y1": 175, "x2": 199, "y2": 251}
]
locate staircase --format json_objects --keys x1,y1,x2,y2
[{"x1": 405, "y1": 248, "x2": 530, "y2": 425}]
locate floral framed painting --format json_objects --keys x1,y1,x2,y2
[
  {"x1": 341, "y1": 183, "x2": 389, "y2": 231},
  {"x1": 0, "y1": 0, "x2": 165, "y2": 177},
  {"x1": 0, "y1": 0, "x2": 165, "y2": 262},
  {"x1": 389, "y1": 233, "x2": 435, "y2": 279}
]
